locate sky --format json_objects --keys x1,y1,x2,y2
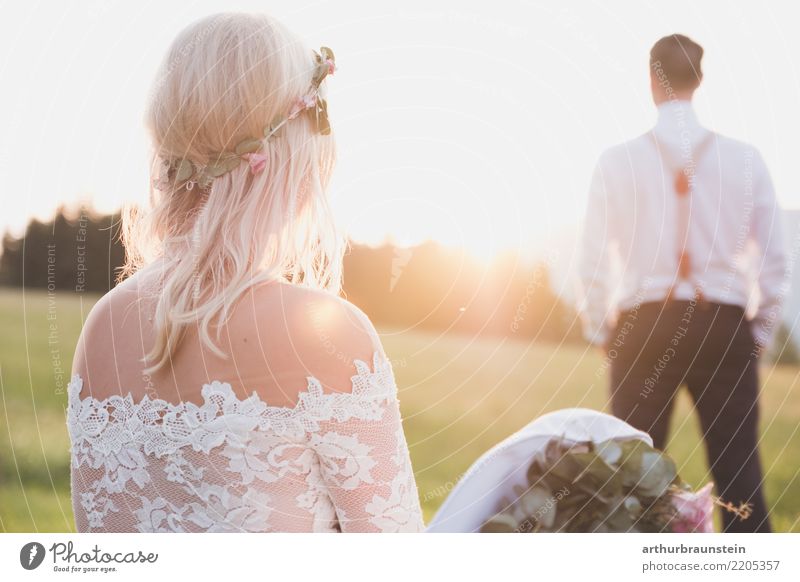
[{"x1": 1, "y1": 0, "x2": 799, "y2": 265}]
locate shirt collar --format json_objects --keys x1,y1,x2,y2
[{"x1": 654, "y1": 99, "x2": 703, "y2": 141}]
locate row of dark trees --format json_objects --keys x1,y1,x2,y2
[
  {"x1": 0, "y1": 207, "x2": 124, "y2": 292},
  {"x1": 0, "y1": 207, "x2": 581, "y2": 344}
]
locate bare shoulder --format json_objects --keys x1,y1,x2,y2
[
  {"x1": 234, "y1": 281, "x2": 379, "y2": 344},
  {"x1": 70, "y1": 272, "x2": 151, "y2": 386},
  {"x1": 226, "y1": 281, "x2": 385, "y2": 393},
  {"x1": 79, "y1": 271, "x2": 149, "y2": 333}
]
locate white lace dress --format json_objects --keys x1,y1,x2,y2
[{"x1": 67, "y1": 352, "x2": 424, "y2": 533}]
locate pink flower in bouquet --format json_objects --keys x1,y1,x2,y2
[
  {"x1": 671, "y1": 483, "x2": 714, "y2": 533},
  {"x1": 244, "y1": 153, "x2": 268, "y2": 175}
]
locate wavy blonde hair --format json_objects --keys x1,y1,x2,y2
[{"x1": 120, "y1": 13, "x2": 342, "y2": 374}]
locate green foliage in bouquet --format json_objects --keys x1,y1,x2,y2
[{"x1": 481, "y1": 438, "x2": 696, "y2": 533}]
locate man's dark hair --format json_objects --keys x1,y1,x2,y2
[{"x1": 650, "y1": 34, "x2": 703, "y2": 91}]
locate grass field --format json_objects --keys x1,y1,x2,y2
[{"x1": 1, "y1": 287, "x2": 799, "y2": 532}]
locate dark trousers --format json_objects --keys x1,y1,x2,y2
[{"x1": 608, "y1": 300, "x2": 771, "y2": 532}]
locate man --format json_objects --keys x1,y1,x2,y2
[{"x1": 578, "y1": 34, "x2": 787, "y2": 532}]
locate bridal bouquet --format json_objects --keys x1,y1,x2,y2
[{"x1": 481, "y1": 438, "x2": 748, "y2": 533}]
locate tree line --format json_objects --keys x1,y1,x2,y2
[
  {"x1": 4, "y1": 207, "x2": 797, "y2": 362},
  {"x1": 0, "y1": 207, "x2": 582, "y2": 345}
]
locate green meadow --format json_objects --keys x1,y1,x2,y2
[{"x1": 1, "y1": 287, "x2": 798, "y2": 532}]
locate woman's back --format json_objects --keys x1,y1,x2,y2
[{"x1": 68, "y1": 267, "x2": 424, "y2": 532}]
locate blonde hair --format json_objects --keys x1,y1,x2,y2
[{"x1": 121, "y1": 12, "x2": 342, "y2": 374}]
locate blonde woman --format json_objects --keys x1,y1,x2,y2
[{"x1": 67, "y1": 12, "x2": 423, "y2": 533}]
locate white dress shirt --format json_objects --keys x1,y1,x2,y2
[{"x1": 578, "y1": 100, "x2": 787, "y2": 348}]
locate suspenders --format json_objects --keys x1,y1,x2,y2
[{"x1": 648, "y1": 130, "x2": 716, "y2": 306}]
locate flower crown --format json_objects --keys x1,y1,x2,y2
[{"x1": 154, "y1": 47, "x2": 336, "y2": 192}]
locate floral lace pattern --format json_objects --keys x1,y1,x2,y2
[{"x1": 67, "y1": 352, "x2": 424, "y2": 533}]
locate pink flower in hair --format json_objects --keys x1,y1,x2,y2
[
  {"x1": 671, "y1": 483, "x2": 715, "y2": 533},
  {"x1": 244, "y1": 153, "x2": 268, "y2": 175},
  {"x1": 288, "y1": 94, "x2": 317, "y2": 120},
  {"x1": 153, "y1": 174, "x2": 170, "y2": 191}
]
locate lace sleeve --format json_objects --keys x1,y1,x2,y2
[{"x1": 306, "y1": 352, "x2": 424, "y2": 532}]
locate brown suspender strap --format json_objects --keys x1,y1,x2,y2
[{"x1": 648, "y1": 130, "x2": 716, "y2": 305}]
